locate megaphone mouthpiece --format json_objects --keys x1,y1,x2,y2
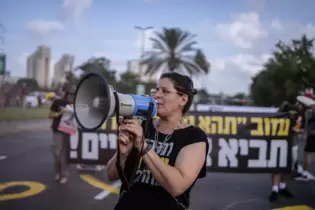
[{"x1": 92, "y1": 97, "x2": 109, "y2": 109}]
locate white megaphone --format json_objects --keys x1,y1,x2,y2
[
  {"x1": 296, "y1": 95, "x2": 315, "y2": 108},
  {"x1": 73, "y1": 72, "x2": 157, "y2": 131}
]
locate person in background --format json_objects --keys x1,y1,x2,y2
[
  {"x1": 289, "y1": 104, "x2": 306, "y2": 175},
  {"x1": 37, "y1": 94, "x2": 42, "y2": 107},
  {"x1": 46, "y1": 92, "x2": 57, "y2": 102},
  {"x1": 269, "y1": 102, "x2": 297, "y2": 202},
  {"x1": 48, "y1": 90, "x2": 74, "y2": 184},
  {"x1": 295, "y1": 93, "x2": 315, "y2": 181}
]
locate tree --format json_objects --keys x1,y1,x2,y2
[
  {"x1": 226, "y1": 92, "x2": 248, "y2": 106},
  {"x1": 144, "y1": 81, "x2": 157, "y2": 96},
  {"x1": 76, "y1": 57, "x2": 117, "y2": 87},
  {"x1": 116, "y1": 71, "x2": 141, "y2": 94},
  {"x1": 141, "y1": 27, "x2": 210, "y2": 76},
  {"x1": 233, "y1": 92, "x2": 246, "y2": 100},
  {"x1": 250, "y1": 34, "x2": 315, "y2": 106},
  {"x1": 16, "y1": 78, "x2": 39, "y2": 92},
  {"x1": 194, "y1": 49, "x2": 210, "y2": 74},
  {"x1": 0, "y1": 54, "x2": 6, "y2": 75},
  {"x1": 196, "y1": 88, "x2": 210, "y2": 104},
  {"x1": 65, "y1": 71, "x2": 78, "y2": 85},
  {"x1": 250, "y1": 70, "x2": 276, "y2": 106},
  {"x1": 115, "y1": 71, "x2": 158, "y2": 95}
]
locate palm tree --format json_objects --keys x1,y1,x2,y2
[
  {"x1": 141, "y1": 27, "x2": 210, "y2": 76},
  {"x1": 194, "y1": 49, "x2": 210, "y2": 73}
]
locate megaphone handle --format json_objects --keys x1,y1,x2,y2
[
  {"x1": 126, "y1": 100, "x2": 155, "y2": 185},
  {"x1": 113, "y1": 92, "x2": 131, "y2": 192},
  {"x1": 114, "y1": 96, "x2": 155, "y2": 194}
]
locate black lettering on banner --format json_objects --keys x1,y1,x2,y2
[
  {"x1": 68, "y1": 111, "x2": 292, "y2": 174},
  {"x1": 99, "y1": 133, "x2": 117, "y2": 150},
  {"x1": 81, "y1": 133, "x2": 99, "y2": 160}
]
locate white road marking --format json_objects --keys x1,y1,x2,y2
[
  {"x1": 0, "y1": 155, "x2": 7, "y2": 160},
  {"x1": 94, "y1": 181, "x2": 121, "y2": 200},
  {"x1": 221, "y1": 198, "x2": 267, "y2": 210}
]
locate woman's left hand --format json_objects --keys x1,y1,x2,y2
[{"x1": 119, "y1": 119, "x2": 144, "y2": 151}]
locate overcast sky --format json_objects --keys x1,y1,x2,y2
[{"x1": 2, "y1": 0, "x2": 315, "y2": 94}]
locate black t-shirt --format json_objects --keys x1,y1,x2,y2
[
  {"x1": 300, "y1": 114, "x2": 306, "y2": 129},
  {"x1": 289, "y1": 114, "x2": 299, "y2": 133},
  {"x1": 114, "y1": 120, "x2": 209, "y2": 210},
  {"x1": 50, "y1": 98, "x2": 68, "y2": 132}
]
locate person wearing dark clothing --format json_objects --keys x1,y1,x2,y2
[
  {"x1": 37, "y1": 95, "x2": 42, "y2": 107},
  {"x1": 48, "y1": 91, "x2": 73, "y2": 184},
  {"x1": 106, "y1": 72, "x2": 209, "y2": 210},
  {"x1": 295, "y1": 104, "x2": 315, "y2": 181},
  {"x1": 269, "y1": 103, "x2": 298, "y2": 202}
]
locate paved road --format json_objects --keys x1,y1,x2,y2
[
  {"x1": 0, "y1": 131, "x2": 315, "y2": 210},
  {"x1": 0, "y1": 120, "x2": 50, "y2": 137}
]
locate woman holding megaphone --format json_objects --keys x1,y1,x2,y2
[{"x1": 106, "y1": 72, "x2": 209, "y2": 210}]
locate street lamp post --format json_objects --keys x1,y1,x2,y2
[{"x1": 134, "y1": 26, "x2": 153, "y2": 77}]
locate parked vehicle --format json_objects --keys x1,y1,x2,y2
[{"x1": 23, "y1": 91, "x2": 52, "y2": 108}]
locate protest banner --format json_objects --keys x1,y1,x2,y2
[{"x1": 67, "y1": 111, "x2": 292, "y2": 173}]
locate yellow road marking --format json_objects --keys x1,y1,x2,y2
[
  {"x1": 0, "y1": 181, "x2": 46, "y2": 201},
  {"x1": 274, "y1": 205, "x2": 314, "y2": 210},
  {"x1": 80, "y1": 174, "x2": 120, "y2": 194}
]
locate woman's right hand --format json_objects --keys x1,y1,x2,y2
[
  {"x1": 107, "y1": 130, "x2": 133, "y2": 181},
  {"x1": 118, "y1": 131, "x2": 134, "y2": 157}
]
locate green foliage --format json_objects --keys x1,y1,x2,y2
[
  {"x1": 75, "y1": 26, "x2": 215, "y2": 97},
  {"x1": 250, "y1": 34, "x2": 315, "y2": 106},
  {"x1": 76, "y1": 57, "x2": 156, "y2": 95},
  {"x1": 141, "y1": 27, "x2": 210, "y2": 76},
  {"x1": 0, "y1": 54, "x2": 5, "y2": 75},
  {"x1": 196, "y1": 88, "x2": 210, "y2": 104},
  {"x1": 0, "y1": 107, "x2": 49, "y2": 120},
  {"x1": 16, "y1": 78, "x2": 39, "y2": 91},
  {"x1": 116, "y1": 71, "x2": 140, "y2": 94},
  {"x1": 75, "y1": 56, "x2": 117, "y2": 88}
]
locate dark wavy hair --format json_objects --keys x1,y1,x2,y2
[{"x1": 160, "y1": 72, "x2": 197, "y2": 113}]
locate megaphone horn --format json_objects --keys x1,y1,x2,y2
[{"x1": 73, "y1": 72, "x2": 158, "y2": 131}]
